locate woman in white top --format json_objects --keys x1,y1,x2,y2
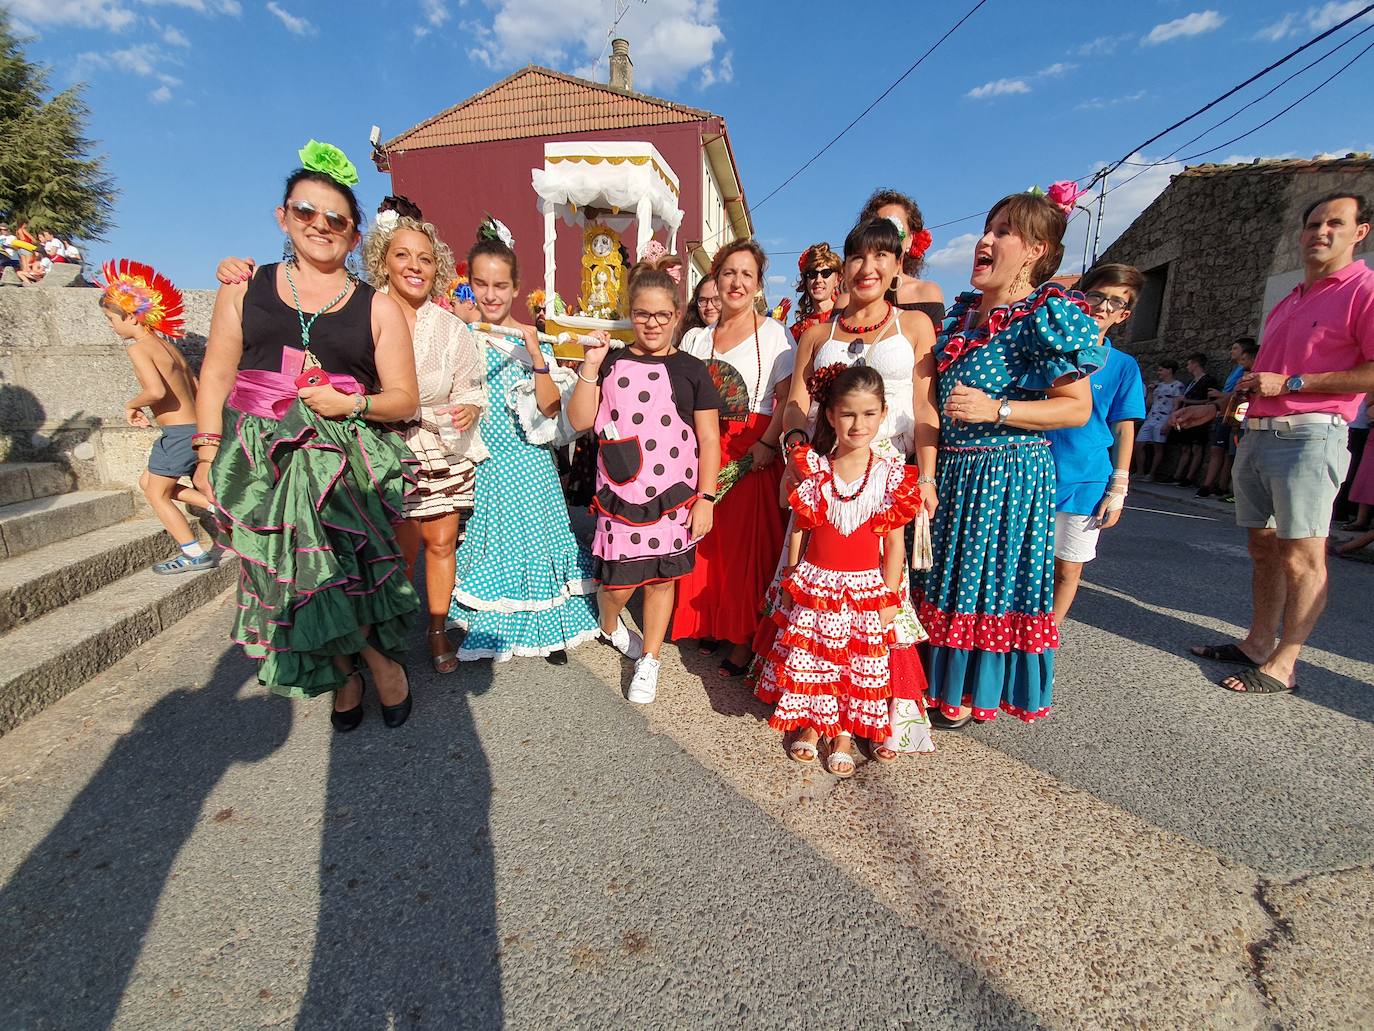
[
  {"x1": 363, "y1": 214, "x2": 487, "y2": 673},
  {"x1": 775, "y1": 217, "x2": 940, "y2": 758},
  {"x1": 673, "y1": 240, "x2": 795, "y2": 676}
]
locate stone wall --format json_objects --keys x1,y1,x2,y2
[
  {"x1": 1099, "y1": 159, "x2": 1374, "y2": 378},
  {"x1": 0, "y1": 285, "x2": 215, "y2": 491}
]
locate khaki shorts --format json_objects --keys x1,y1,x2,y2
[{"x1": 1232, "y1": 421, "x2": 1349, "y2": 539}]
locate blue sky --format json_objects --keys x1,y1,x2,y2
[{"x1": 5, "y1": 0, "x2": 1373, "y2": 300}]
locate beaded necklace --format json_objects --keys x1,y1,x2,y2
[
  {"x1": 829, "y1": 448, "x2": 876, "y2": 502},
  {"x1": 284, "y1": 262, "x2": 353, "y2": 360},
  {"x1": 838, "y1": 302, "x2": 893, "y2": 336}
]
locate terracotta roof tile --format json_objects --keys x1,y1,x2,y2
[
  {"x1": 384, "y1": 66, "x2": 718, "y2": 151},
  {"x1": 1179, "y1": 154, "x2": 1374, "y2": 178}
]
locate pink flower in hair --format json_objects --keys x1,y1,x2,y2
[{"x1": 1045, "y1": 180, "x2": 1085, "y2": 215}]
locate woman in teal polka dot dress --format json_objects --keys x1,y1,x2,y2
[{"x1": 919, "y1": 188, "x2": 1105, "y2": 728}]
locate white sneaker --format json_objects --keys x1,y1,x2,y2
[
  {"x1": 627, "y1": 654, "x2": 660, "y2": 704},
  {"x1": 601, "y1": 617, "x2": 644, "y2": 660}
]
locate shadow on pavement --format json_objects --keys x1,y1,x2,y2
[
  {"x1": 295, "y1": 628, "x2": 502, "y2": 1029},
  {"x1": 0, "y1": 648, "x2": 289, "y2": 1029}
]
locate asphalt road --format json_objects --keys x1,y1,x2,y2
[{"x1": 0, "y1": 484, "x2": 1369, "y2": 1030}]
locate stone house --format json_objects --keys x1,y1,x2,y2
[{"x1": 1097, "y1": 154, "x2": 1373, "y2": 376}]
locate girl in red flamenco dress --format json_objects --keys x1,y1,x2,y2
[{"x1": 756, "y1": 364, "x2": 924, "y2": 778}]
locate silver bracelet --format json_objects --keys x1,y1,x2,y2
[
  {"x1": 577, "y1": 371, "x2": 598, "y2": 386},
  {"x1": 917, "y1": 475, "x2": 936, "y2": 486}
]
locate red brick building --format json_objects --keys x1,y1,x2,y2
[{"x1": 375, "y1": 49, "x2": 751, "y2": 305}]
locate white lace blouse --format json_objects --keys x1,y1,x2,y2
[{"x1": 407, "y1": 300, "x2": 489, "y2": 467}]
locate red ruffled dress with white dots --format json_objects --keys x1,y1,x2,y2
[{"x1": 756, "y1": 446, "x2": 923, "y2": 741}]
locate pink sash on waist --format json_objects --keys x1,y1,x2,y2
[{"x1": 227, "y1": 369, "x2": 365, "y2": 420}]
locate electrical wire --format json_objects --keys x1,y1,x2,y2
[
  {"x1": 922, "y1": 4, "x2": 1374, "y2": 234},
  {"x1": 747, "y1": 0, "x2": 990, "y2": 214}
]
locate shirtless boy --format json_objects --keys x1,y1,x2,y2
[{"x1": 99, "y1": 260, "x2": 218, "y2": 574}]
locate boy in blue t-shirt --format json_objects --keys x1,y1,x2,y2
[{"x1": 1046, "y1": 264, "x2": 1147, "y2": 622}]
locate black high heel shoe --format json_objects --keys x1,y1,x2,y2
[
  {"x1": 330, "y1": 673, "x2": 366, "y2": 733},
  {"x1": 380, "y1": 665, "x2": 413, "y2": 729}
]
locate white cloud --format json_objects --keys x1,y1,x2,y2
[
  {"x1": 159, "y1": 23, "x2": 191, "y2": 45},
  {"x1": 1142, "y1": 10, "x2": 1225, "y2": 45},
  {"x1": 966, "y1": 77, "x2": 1030, "y2": 99},
  {"x1": 1085, "y1": 152, "x2": 1185, "y2": 255},
  {"x1": 766, "y1": 274, "x2": 787, "y2": 285},
  {"x1": 138, "y1": 0, "x2": 241, "y2": 13},
  {"x1": 74, "y1": 40, "x2": 183, "y2": 103},
  {"x1": 966, "y1": 62, "x2": 1074, "y2": 100},
  {"x1": 699, "y1": 50, "x2": 732, "y2": 88},
  {"x1": 924, "y1": 232, "x2": 980, "y2": 271},
  {"x1": 265, "y1": 1, "x2": 312, "y2": 35},
  {"x1": 1255, "y1": 13, "x2": 1298, "y2": 40},
  {"x1": 4, "y1": 0, "x2": 138, "y2": 30},
  {"x1": 1257, "y1": 2, "x2": 1374, "y2": 39},
  {"x1": 1309, "y1": 0, "x2": 1374, "y2": 29},
  {"x1": 463, "y1": 0, "x2": 726, "y2": 91},
  {"x1": 413, "y1": 0, "x2": 448, "y2": 39},
  {"x1": 1076, "y1": 90, "x2": 1148, "y2": 111},
  {"x1": 1076, "y1": 35, "x2": 1123, "y2": 56}
]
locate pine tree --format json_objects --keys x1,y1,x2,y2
[{"x1": 0, "y1": 12, "x2": 117, "y2": 239}]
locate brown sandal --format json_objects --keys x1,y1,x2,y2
[{"x1": 428, "y1": 629, "x2": 459, "y2": 674}]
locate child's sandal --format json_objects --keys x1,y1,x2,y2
[
  {"x1": 826, "y1": 735, "x2": 856, "y2": 778},
  {"x1": 788, "y1": 732, "x2": 819, "y2": 765}
]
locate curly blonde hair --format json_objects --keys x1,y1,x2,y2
[{"x1": 362, "y1": 215, "x2": 456, "y2": 302}]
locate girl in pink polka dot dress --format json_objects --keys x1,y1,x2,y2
[
  {"x1": 567, "y1": 257, "x2": 722, "y2": 704},
  {"x1": 756, "y1": 364, "x2": 923, "y2": 778}
]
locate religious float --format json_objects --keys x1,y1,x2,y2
[{"x1": 530, "y1": 142, "x2": 685, "y2": 358}]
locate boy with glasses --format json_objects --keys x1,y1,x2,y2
[{"x1": 1046, "y1": 264, "x2": 1146, "y2": 622}]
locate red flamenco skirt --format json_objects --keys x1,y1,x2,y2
[{"x1": 671, "y1": 413, "x2": 785, "y2": 645}]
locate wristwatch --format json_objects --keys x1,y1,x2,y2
[
  {"x1": 995, "y1": 399, "x2": 1013, "y2": 426},
  {"x1": 1285, "y1": 375, "x2": 1305, "y2": 393}
]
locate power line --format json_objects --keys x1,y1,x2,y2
[
  {"x1": 1089, "y1": 1, "x2": 1374, "y2": 185},
  {"x1": 919, "y1": 4, "x2": 1374, "y2": 237},
  {"x1": 1096, "y1": 35, "x2": 1374, "y2": 208},
  {"x1": 748, "y1": 0, "x2": 990, "y2": 214}
]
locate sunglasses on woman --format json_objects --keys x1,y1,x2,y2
[
  {"x1": 802, "y1": 269, "x2": 838, "y2": 281},
  {"x1": 285, "y1": 199, "x2": 354, "y2": 235}
]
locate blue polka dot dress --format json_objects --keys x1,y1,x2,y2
[
  {"x1": 447, "y1": 336, "x2": 600, "y2": 661},
  {"x1": 918, "y1": 287, "x2": 1104, "y2": 721}
]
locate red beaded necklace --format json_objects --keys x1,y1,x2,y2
[
  {"x1": 829, "y1": 449, "x2": 876, "y2": 502},
  {"x1": 837, "y1": 302, "x2": 893, "y2": 337}
]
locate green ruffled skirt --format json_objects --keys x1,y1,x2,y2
[{"x1": 212, "y1": 402, "x2": 419, "y2": 697}]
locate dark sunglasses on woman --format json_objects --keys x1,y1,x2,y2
[{"x1": 802, "y1": 268, "x2": 838, "y2": 282}]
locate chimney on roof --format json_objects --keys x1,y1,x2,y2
[{"x1": 610, "y1": 38, "x2": 633, "y2": 92}]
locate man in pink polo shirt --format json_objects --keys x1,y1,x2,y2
[{"x1": 1192, "y1": 193, "x2": 1373, "y2": 694}]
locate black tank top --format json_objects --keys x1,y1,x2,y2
[
  {"x1": 240, "y1": 263, "x2": 380, "y2": 392},
  {"x1": 894, "y1": 299, "x2": 946, "y2": 326}
]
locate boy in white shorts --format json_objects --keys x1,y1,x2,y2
[{"x1": 1046, "y1": 264, "x2": 1147, "y2": 623}]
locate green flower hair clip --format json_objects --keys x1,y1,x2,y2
[{"x1": 299, "y1": 140, "x2": 359, "y2": 187}]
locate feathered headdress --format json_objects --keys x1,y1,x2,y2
[{"x1": 98, "y1": 259, "x2": 186, "y2": 340}]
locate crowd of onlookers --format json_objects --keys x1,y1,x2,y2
[
  {"x1": 1134, "y1": 340, "x2": 1373, "y2": 552},
  {"x1": 0, "y1": 221, "x2": 82, "y2": 284}
]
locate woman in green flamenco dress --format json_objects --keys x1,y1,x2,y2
[{"x1": 192, "y1": 141, "x2": 421, "y2": 731}]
